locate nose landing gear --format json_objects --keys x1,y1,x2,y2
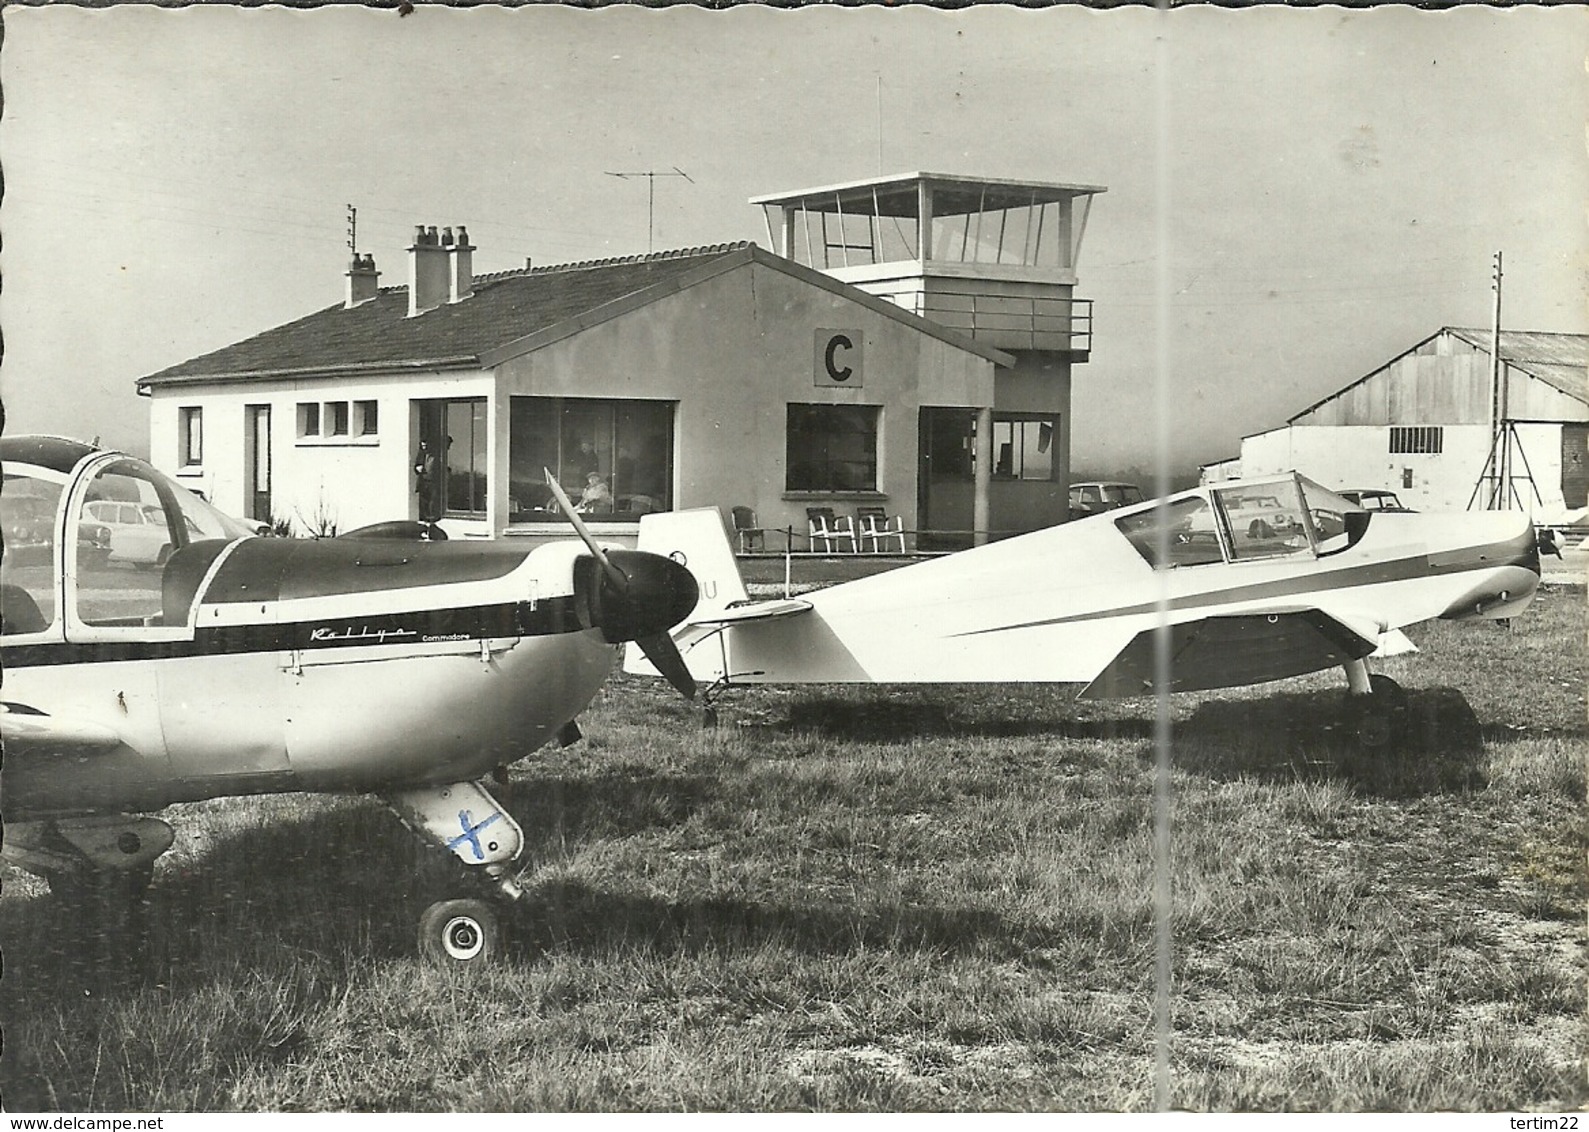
[{"x1": 383, "y1": 779, "x2": 525, "y2": 967}]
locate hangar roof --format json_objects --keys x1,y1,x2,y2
[
  {"x1": 1444, "y1": 327, "x2": 1589, "y2": 405},
  {"x1": 1286, "y1": 326, "x2": 1589, "y2": 423},
  {"x1": 137, "y1": 242, "x2": 1011, "y2": 390}
]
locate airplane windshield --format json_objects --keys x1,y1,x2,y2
[
  {"x1": 1214, "y1": 480, "x2": 1313, "y2": 561},
  {"x1": 73, "y1": 456, "x2": 252, "y2": 629}
]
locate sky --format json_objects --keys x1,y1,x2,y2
[{"x1": 2, "y1": 3, "x2": 1584, "y2": 476}]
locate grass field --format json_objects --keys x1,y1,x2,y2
[{"x1": 2, "y1": 585, "x2": 1584, "y2": 1111}]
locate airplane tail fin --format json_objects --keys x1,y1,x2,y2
[
  {"x1": 625, "y1": 508, "x2": 747, "y2": 681},
  {"x1": 634, "y1": 507, "x2": 749, "y2": 623}
]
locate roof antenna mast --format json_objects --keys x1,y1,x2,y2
[
  {"x1": 604, "y1": 167, "x2": 693, "y2": 254},
  {"x1": 347, "y1": 203, "x2": 357, "y2": 257}
]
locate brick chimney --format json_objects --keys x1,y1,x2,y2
[
  {"x1": 407, "y1": 225, "x2": 449, "y2": 317},
  {"x1": 344, "y1": 253, "x2": 380, "y2": 308},
  {"x1": 448, "y1": 226, "x2": 474, "y2": 303}
]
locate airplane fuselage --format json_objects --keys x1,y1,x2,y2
[{"x1": 3, "y1": 535, "x2": 618, "y2": 818}]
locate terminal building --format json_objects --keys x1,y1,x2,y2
[{"x1": 139, "y1": 172, "x2": 1104, "y2": 547}]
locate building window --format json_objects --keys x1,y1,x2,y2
[
  {"x1": 178, "y1": 406, "x2": 203, "y2": 467},
  {"x1": 356, "y1": 400, "x2": 379, "y2": 436},
  {"x1": 416, "y1": 398, "x2": 488, "y2": 519},
  {"x1": 992, "y1": 416, "x2": 1057, "y2": 481},
  {"x1": 787, "y1": 404, "x2": 879, "y2": 492},
  {"x1": 508, "y1": 397, "x2": 675, "y2": 519},
  {"x1": 327, "y1": 401, "x2": 350, "y2": 437},
  {"x1": 1389, "y1": 426, "x2": 1443, "y2": 455},
  {"x1": 297, "y1": 402, "x2": 321, "y2": 438}
]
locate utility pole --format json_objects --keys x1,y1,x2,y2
[
  {"x1": 605, "y1": 168, "x2": 693, "y2": 253},
  {"x1": 1489, "y1": 251, "x2": 1508, "y2": 507}
]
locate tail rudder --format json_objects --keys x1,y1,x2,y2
[{"x1": 634, "y1": 507, "x2": 748, "y2": 622}]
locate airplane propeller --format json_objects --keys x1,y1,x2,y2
[{"x1": 544, "y1": 469, "x2": 699, "y2": 699}]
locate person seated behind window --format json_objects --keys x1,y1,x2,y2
[{"x1": 575, "y1": 472, "x2": 612, "y2": 514}]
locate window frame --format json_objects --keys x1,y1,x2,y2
[
  {"x1": 990, "y1": 414, "x2": 1059, "y2": 483},
  {"x1": 178, "y1": 406, "x2": 204, "y2": 468},
  {"x1": 507, "y1": 395, "x2": 676, "y2": 521},
  {"x1": 785, "y1": 402, "x2": 882, "y2": 494},
  {"x1": 1389, "y1": 426, "x2": 1443, "y2": 455}
]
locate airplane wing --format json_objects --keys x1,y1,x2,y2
[
  {"x1": 1080, "y1": 607, "x2": 1387, "y2": 700},
  {"x1": 0, "y1": 703, "x2": 124, "y2": 759}
]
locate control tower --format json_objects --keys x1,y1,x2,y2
[{"x1": 752, "y1": 172, "x2": 1106, "y2": 542}]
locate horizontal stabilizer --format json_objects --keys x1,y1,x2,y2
[{"x1": 692, "y1": 598, "x2": 813, "y2": 624}]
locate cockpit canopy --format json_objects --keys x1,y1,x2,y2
[
  {"x1": 1113, "y1": 474, "x2": 1366, "y2": 569},
  {"x1": 2, "y1": 439, "x2": 254, "y2": 637}
]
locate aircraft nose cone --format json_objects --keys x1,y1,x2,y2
[{"x1": 587, "y1": 549, "x2": 701, "y2": 643}]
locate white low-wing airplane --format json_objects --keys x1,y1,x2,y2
[
  {"x1": 626, "y1": 473, "x2": 1540, "y2": 742},
  {"x1": 1, "y1": 437, "x2": 699, "y2": 962}
]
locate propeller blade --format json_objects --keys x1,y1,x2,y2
[
  {"x1": 637, "y1": 632, "x2": 697, "y2": 700},
  {"x1": 544, "y1": 468, "x2": 628, "y2": 591}
]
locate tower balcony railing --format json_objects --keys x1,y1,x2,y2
[{"x1": 915, "y1": 294, "x2": 1093, "y2": 356}]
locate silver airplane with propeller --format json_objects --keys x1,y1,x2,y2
[{"x1": 1, "y1": 437, "x2": 699, "y2": 963}]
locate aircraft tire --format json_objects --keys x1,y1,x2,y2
[
  {"x1": 1353, "y1": 676, "x2": 1408, "y2": 748},
  {"x1": 418, "y1": 897, "x2": 501, "y2": 966}
]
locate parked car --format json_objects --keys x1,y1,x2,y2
[
  {"x1": 1222, "y1": 492, "x2": 1302, "y2": 540},
  {"x1": 1338, "y1": 489, "x2": 1414, "y2": 513},
  {"x1": 3, "y1": 491, "x2": 111, "y2": 567},
  {"x1": 1069, "y1": 481, "x2": 1144, "y2": 518},
  {"x1": 85, "y1": 499, "x2": 193, "y2": 566}
]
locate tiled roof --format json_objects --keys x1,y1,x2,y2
[
  {"x1": 138, "y1": 244, "x2": 754, "y2": 387},
  {"x1": 1446, "y1": 327, "x2": 1589, "y2": 404}
]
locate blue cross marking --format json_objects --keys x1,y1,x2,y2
[{"x1": 447, "y1": 808, "x2": 503, "y2": 861}]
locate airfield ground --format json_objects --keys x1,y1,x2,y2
[{"x1": 0, "y1": 581, "x2": 1583, "y2": 1111}]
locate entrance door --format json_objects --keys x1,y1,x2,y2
[
  {"x1": 917, "y1": 408, "x2": 975, "y2": 550},
  {"x1": 245, "y1": 405, "x2": 272, "y2": 522},
  {"x1": 1561, "y1": 425, "x2": 1588, "y2": 510}
]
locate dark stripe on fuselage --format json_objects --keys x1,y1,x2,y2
[
  {"x1": 0, "y1": 596, "x2": 591, "y2": 667},
  {"x1": 953, "y1": 529, "x2": 1540, "y2": 639}
]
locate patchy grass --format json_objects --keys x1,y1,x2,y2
[{"x1": 2, "y1": 586, "x2": 1583, "y2": 1111}]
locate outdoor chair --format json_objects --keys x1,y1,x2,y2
[
  {"x1": 806, "y1": 507, "x2": 857, "y2": 554},
  {"x1": 731, "y1": 506, "x2": 771, "y2": 553},
  {"x1": 856, "y1": 506, "x2": 907, "y2": 553}
]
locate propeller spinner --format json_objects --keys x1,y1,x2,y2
[{"x1": 545, "y1": 470, "x2": 699, "y2": 698}]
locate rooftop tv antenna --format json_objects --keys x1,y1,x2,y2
[{"x1": 605, "y1": 167, "x2": 693, "y2": 253}]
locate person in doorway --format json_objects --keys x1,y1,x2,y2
[{"x1": 414, "y1": 439, "x2": 440, "y2": 521}]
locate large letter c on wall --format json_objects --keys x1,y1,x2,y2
[{"x1": 824, "y1": 334, "x2": 854, "y2": 382}]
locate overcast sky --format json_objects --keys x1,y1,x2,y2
[{"x1": 2, "y1": 3, "x2": 1583, "y2": 474}]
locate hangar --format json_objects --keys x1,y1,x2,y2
[
  {"x1": 139, "y1": 172, "x2": 1103, "y2": 547},
  {"x1": 1234, "y1": 327, "x2": 1589, "y2": 519}
]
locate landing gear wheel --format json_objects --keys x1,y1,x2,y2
[
  {"x1": 701, "y1": 706, "x2": 719, "y2": 729},
  {"x1": 418, "y1": 898, "x2": 501, "y2": 965},
  {"x1": 1353, "y1": 675, "x2": 1408, "y2": 749}
]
